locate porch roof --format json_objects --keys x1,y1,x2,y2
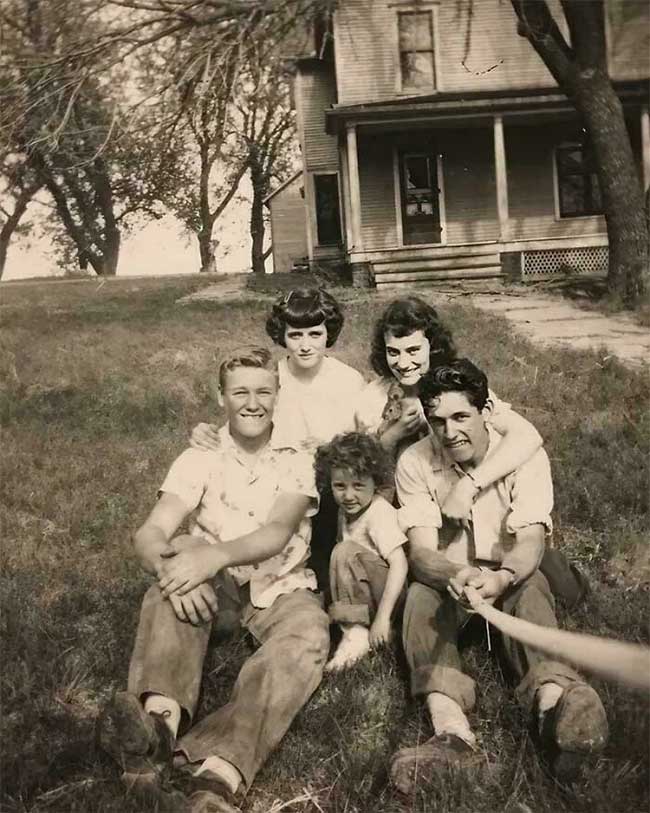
[{"x1": 325, "y1": 81, "x2": 648, "y2": 134}]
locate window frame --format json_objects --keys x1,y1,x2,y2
[
  {"x1": 393, "y1": 4, "x2": 441, "y2": 95},
  {"x1": 312, "y1": 171, "x2": 343, "y2": 247},
  {"x1": 553, "y1": 141, "x2": 604, "y2": 220}
]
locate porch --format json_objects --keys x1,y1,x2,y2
[{"x1": 325, "y1": 84, "x2": 649, "y2": 288}]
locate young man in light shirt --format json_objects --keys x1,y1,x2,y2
[
  {"x1": 390, "y1": 359, "x2": 608, "y2": 794},
  {"x1": 97, "y1": 347, "x2": 330, "y2": 813}
]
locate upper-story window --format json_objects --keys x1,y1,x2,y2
[
  {"x1": 398, "y1": 10, "x2": 436, "y2": 92},
  {"x1": 555, "y1": 142, "x2": 603, "y2": 218}
]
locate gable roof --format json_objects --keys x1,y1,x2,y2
[{"x1": 263, "y1": 171, "x2": 303, "y2": 206}]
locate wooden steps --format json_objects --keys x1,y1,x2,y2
[{"x1": 371, "y1": 247, "x2": 502, "y2": 289}]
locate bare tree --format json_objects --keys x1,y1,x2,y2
[
  {"x1": 236, "y1": 53, "x2": 298, "y2": 274},
  {"x1": 510, "y1": 0, "x2": 648, "y2": 304}
]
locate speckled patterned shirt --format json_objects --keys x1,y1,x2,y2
[{"x1": 159, "y1": 425, "x2": 319, "y2": 608}]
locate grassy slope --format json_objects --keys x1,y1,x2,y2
[{"x1": 1, "y1": 277, "x2": 648, "y2": 813}]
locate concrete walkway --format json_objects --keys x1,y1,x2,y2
[{"x1": 463, "y1": 292, "x2": 649, "y2": 367}]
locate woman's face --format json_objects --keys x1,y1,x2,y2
[
  {"x1": 284, "y1": 322, "x2": 328, "y2": 371},
  {"x1": 384, "y1": 329, "x2": 431, "y2": 386}
]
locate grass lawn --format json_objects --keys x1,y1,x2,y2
[{"x1": 1, "y1": 275, "x2": 648, "y2": 813}]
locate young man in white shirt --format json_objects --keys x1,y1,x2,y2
[
  {"x1": 390, "y1": 359, "x2": 608, "y2": 794},
  {"x1": 97, "y1": 347, "x2": 330, "y2": 813}
]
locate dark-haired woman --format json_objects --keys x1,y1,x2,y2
[{"x1": 354, "y1": 296, "x2": 543, "y2": 519}]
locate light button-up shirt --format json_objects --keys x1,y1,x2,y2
[{"x1": 159, "y1": 425, "x2": 319, "y2": 608}]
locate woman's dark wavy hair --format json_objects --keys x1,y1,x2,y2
[
  {"x1": 418, "y1": 358, "x2": 489, "y2": 412},
  {"x1": 369, "y1": 297, "x2": 457, "y2": 378},
  {"x1": 314, "y1": 432, "x2": 394, "y2": 496},
  {"x1": 265, "y1": 287, "x2": 344, "y2": 348}
]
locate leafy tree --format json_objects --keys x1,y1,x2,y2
[
  {"x1": 1, "y1": 0, "x2": 182, "y2": 275},
  {"x1": 509, "y1": 0, "x2": 649, "y2": 304},
  {"x1": 0, "y1": 155, "x2": 42, "y2": 278}
]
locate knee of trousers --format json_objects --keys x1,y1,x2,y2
[{"x1": 275, "y1": 609, "x2": 331, "y2": 667}]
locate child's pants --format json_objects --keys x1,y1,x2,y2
[{"x1": 328, "y1": 540, "x2": 392, "y2": 626}]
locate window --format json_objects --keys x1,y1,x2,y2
[
  {"x1": 314, "y1": 173, "x2": 342, "y2": 246},
  {"x1": 555, "y1": 142, "x2": 603, "y2": 218},
  {"x1": 398, "y1": 10, "x2": 436, "y2": 91}
]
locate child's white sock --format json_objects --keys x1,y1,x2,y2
[
  {"x1": 426, "y1": 692, "x2": 476, "y2": 748},
  {"x1": 195, "y1": 756, "x2": 243, "y2": 794},
  {"x1": 143, "y1": 694, "x2": 181, "y2": 739},
  {"x1": 536, "y1": 682, "x2": 564, "y2": 726},
  {"x1": 325, "y1": 624, "x2": 371, "y2": 672}
]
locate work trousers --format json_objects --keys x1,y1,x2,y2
[
  {"x1": 328, "y1": 540, "x2": 392, "y2": 626},
  {"x1": 127, "y1": 576, "x2": 330, "y2": 789},
  {"x1": 403, "y1": 570, "x2": 583, "y2": 712}
]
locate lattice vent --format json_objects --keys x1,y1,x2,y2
[{"x1": 522, "y1": 246, "x2": 608, "y2": 279}]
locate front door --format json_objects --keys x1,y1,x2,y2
[{"x1": 399, "y1": 153, "x2": 442, "y2": 245}]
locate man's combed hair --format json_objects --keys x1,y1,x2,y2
[
  {"x1": 314, "y1": 432, "x2": 394, "y2": 495},
  {"x1": 265, "y1": 287, "x2": 344, "y2": 348},
  {"x1": 218, "y1": 346, "x2": 277, "y2": 389},
  {"x1": 370, "y1": 296, "x2": 457, "y2": 378},
  {"x1": 418, "y1": 358, "x2": 489, "y2": 411}
]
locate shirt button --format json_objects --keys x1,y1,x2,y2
[{"x1": 248, "y1": 510, "x2": 255, "y2": 517}]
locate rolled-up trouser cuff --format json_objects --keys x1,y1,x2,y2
[
  {"x1": 516, "y1": 660, "x2": 583, "y2": 711},
  {"x1": 328, "y1": 601, "x2": 370, "y2": 626},
  {"x1": 410, "y1": 664, "x2": 476, "y2": 712}
]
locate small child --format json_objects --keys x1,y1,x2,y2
[{"x1": 314, "y1": 432, "x2": 409, "y2": 671}]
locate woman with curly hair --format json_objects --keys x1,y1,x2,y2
[
  {"x1": 314, "y1": 432, "x2": 408, "y2": 671},
  {"x1": 354, "y1": 296, "x2": 543, "y2": 520}
]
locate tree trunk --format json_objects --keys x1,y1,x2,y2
[
  {"x1": 250, "y1": 166, "x2": 266, "y2": 275},
  {"x1": 511, "y1": 0, "x2": 649, "y2": 304},
  {"x1": 198, "y1": 229, "x2": 218, "y2": 273},
  {"x1": 572, "y1": 74, "x2": 648, "y2": 303}
]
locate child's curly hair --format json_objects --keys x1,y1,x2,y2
[
  {"x1": 265, "y1": 287, "x2": 344, "y2": 348},
  {"x1": 314, "y1": 432, "x2": 395, "y2": 495}
]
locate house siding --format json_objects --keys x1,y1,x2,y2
[
  {"x1": 296, "y1": 64, "x2": 339, "y2": 170},
  {"x1": 333, "y1": 0, "x2": 648, "y2": 106},
  {"x1": 268, "y1": 176, "x2": 308, "y2": 273},
  {"x1": 356, "y1": 128, "x2": 500, "y2": 252}
]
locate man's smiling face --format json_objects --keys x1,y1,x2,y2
[
  {"x1": 424, "y1": 390, "x2": 490, "y2": 465},
  {"x1": 219, "y1": 366, "x2": 278, "y2": 442}
]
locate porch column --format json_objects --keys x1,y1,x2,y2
[
  {"x1": 493, "y1": 115, "x2": 511, "y2": 241},
  {"x1": 641, "y1": 106, "x2": 650, "y2": 194},
  {"x1": 339, "y1": 141, "x2": 353, "y2": 250},
  {"x1": 346, "y1": 123, "x2": 363, "y2": 252}
]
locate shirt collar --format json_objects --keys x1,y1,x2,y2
[{"x1": 217, "y1": 422, "x2": 301, "y2": 455}]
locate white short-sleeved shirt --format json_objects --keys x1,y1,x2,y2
[
  {"x1": 273, "y1": 356, "x2": 365, "y2": 452},
  {"x1": 338, "y1": 495, "x2": 407, "y2": 561},
  {"x1": 159, "y1": 426, "x2": 319, "y2": 608},
  {"x1": 396, "y1": 425, "x2": 553, "y2": 566}
]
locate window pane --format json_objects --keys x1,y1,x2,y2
[
  {"x1": 314, "y1": 174, "x2": 342, "y2": 246},
  {"x1": 556, "y1": 144, "x2": 603, "y2": 217},
  {"x1": 398, "y1": 12, "x2": 433, "y2": 50},
  {"x1": 401, "y1": 51, "x2": 434, "y2": 89},
  {"x1": 559, "y1": 174, "x2": 585, "y2": 217},
  {"x1": 405, "y1": 156, "x2": 430, "y2": 191}
]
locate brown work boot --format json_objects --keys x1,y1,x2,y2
[
  {"x1": 390, "y1": 733, "x2": 484, "y2": 795},
  {"x1": 538, "y1": 683, "x2": 608, "y2": 782},
  {"x1": 97, "y1": 691, "x2": 181, "y2": 805}
]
